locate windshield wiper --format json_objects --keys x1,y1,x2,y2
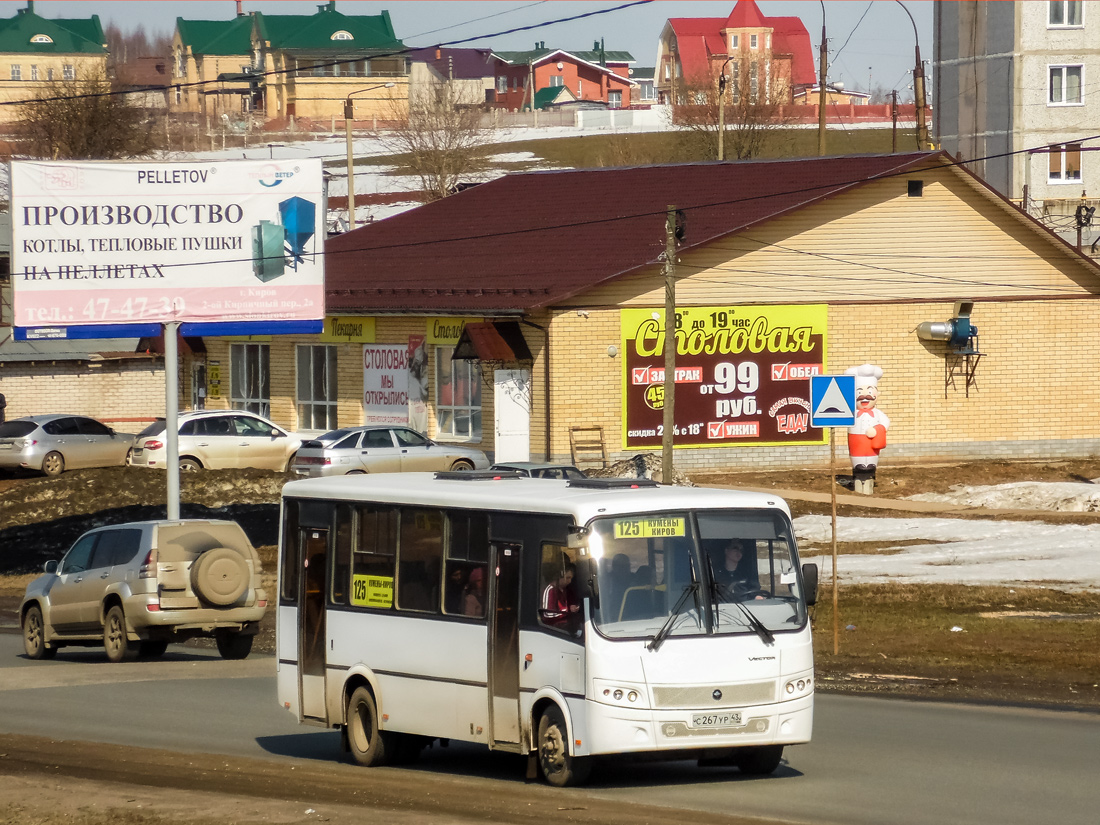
[
  {"x1": 647, "y1": 582, "x2": 700, "y2": 652},
  {"x1": 732, "y1": 599, "x2": 774, "y2": 645},
  {"x1": 704, "y1": 551, "x2": 721, "y2": 630}
]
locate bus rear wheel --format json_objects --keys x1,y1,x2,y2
[
  {"x1": 346, "y1": 686, "x2": 392, "y2": 767},
  {"x1": 537, "y1": 705, "x2": 591, "y2": 787}
]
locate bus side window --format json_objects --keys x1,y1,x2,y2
[
  {"x1": 397, "y1": 507, "x2": 443, "y2": 613},
  {"x1": 330, "y1": 504, "x2": 353, "y2": 605},
  {"x1": 538, "y1": 544, "x2": 578, "y2": 634},
  {"x1": 352, "y1": 506, "x2": 397, "y2": 609},
  {"x1": 444, "y1": 511, "x2": 488, "y2": 618},
  {"x1": 280, "y1": 500, "x2": 301, "y2": 604}
]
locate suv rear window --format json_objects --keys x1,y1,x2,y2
[
  {"x1": 137, "y1": 419, "x2": 167, "y2": 438},
  {"x1": 0, "y1": 421, "x2": 36, "y2": 438}
]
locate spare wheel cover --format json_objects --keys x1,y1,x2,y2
[{"x1": 191, "y1": 547, "x2": 250, "y2": 606}]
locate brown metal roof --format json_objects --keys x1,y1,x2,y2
[
  {"x1": 453, "y1": 321, "x2": 534, "y2": 362},
  {"x1": 324, "y1": 152, "x2": 945, "y2": 314}
]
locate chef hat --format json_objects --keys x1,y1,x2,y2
[{"x1": 845, "y1": 363, "x2": 883, "y2": 387}]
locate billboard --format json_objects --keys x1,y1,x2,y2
[
  {"x1": 10, "y1": 160, "x2": 325, "y2": 334},
  {"x1": 621, "y1": 305, "x2": 829, "y2": 448},
  {"x1": 363, "y1": 344, "x2": 410, "y2": 425}
]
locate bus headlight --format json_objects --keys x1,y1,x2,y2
[
  {"x1": 594, "y1": 679, "x2": 648, "y2": 708},
  {"x1": 783, "y1": 674, "x2": 813, "y2": 700}
]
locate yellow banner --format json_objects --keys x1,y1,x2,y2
[
  {"x1": 319, "y1": 316, "x2": 375, "y2": 343},
  {"x1": 351, "y1": 574, "x2": 394, "y2": 608},
  {"x1": 614, "y1": 516, "x2": 686, "y2": 539},
  {"x1": 427, "y1": 317, "x2": 479, "y2": 345}
]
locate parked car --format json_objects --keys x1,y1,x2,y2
[
  {"x1": 129, "y1": 410, "x2": 302, "y2": 472},
  {"x1": 0, "y1": 414, "x2": 135, "y2": 476},
  {"x1": 291, "y1": 425, "x2": 490, "y2": 477},
  {"x1": 489, "y1": 461, "x2": 588, "y2": 480},
  {"x1": 20, "y1": 519, "x2": 267, "y2": 662}
]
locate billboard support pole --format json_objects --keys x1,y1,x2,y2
[
  {"x1": 662, "y1": 205, "x2": 676, "y2": 483},
  {"x1": 164, "y1": 321, "x2": 181, "y2": 521}
]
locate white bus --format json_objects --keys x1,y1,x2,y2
[{"x1": 276, "y1": 471, "x2": 818, "y2": 786}]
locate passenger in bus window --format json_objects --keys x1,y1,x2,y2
[
  {"x1": 463, "y1": 567, "x2": 485, "y2": 618},
  {"x1": 541, "y1": 562, "x2": 579, "y2": 629},
  {"x1": 445, "y1": 566, "x2": 466, "y2": 613},
  {"x1": 714, "y1": 540, "x2": 765, "y2": 599}
]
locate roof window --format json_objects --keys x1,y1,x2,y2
[
  {"x1": 331, "y1": 30, "x2": 353, "y2": 41},
  {"x1": 30, "y1": 34, "x2": 52, "y2": 44}
]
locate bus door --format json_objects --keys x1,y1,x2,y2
[
  {"x1": 488, "y1": 541, "x2": 522, "y2": 747},
  {"x1": 298, "y1": 526, "x2": 329, "y2": 723}
]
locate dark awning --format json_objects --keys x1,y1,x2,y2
[{"x1": 452, "y1": 321, "x2": 532, "y2": 362}]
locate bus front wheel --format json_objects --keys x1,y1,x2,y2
[
  {"x1": 537, "y1": 705, "x2": 591, "y2": 787},
  {"x1": 736, "y1": 744, "x2": 784, "y2": 775},
  {"x1": 346, "y1": 686, "x2": 391, "y2": 767}
]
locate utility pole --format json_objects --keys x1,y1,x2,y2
[
  {"x1": 896, "y1": 0, "x2": 928, "y2": 149},
  {"x1": 528, "y1": 59, "x2": 538, "y2": 127},
  {"x1": 662, "y1": 206, "x2": 677, "y2": 483},
  {"x1": 891, "y1": 90, "x2": 898, "y2": 153},
  {"x1": 818, "y1": 1, "x2": 827, "y2": 156}
]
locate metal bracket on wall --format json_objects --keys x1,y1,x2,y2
[{"x1": 944, "y1": 333, "x2": 982, "y2": 398}]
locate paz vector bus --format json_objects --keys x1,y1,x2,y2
[{"x1": 275, "y1": 471, "x2": 818, "y2": 786}]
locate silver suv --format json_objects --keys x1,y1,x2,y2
[{"x1": 20, "y1": 520, "x2": 267, "y2": 662}]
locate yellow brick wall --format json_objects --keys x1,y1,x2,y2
[
  {"x1": 547, "y1": 309, "x2": 622, "y2": 464},
  {"x1": 0, "y1": 359, "x2": 163, "y2": 429}
]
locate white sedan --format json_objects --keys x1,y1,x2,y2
[{"x1": 291, "y1": 426, "x2": 489, "y2": 477}]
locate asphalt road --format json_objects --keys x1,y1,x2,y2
[{"x1": 1, "y1": 633, "x2": 1098, "y2": 825}]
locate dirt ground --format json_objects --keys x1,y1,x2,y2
[{"x1": 2, "y1": 459, "x2": 1100, "y2": 825}]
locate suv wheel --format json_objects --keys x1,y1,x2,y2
[
  {"x1": 103, "y1": 605, "x2": 138, "y2": 663},
  {"x1": 23, "y1": 605, "x2": 57, "y2": 660},
  {"x1": 214, "y1": 629, "x2": 253, "y2": 659}
]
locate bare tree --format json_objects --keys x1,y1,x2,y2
[
  {"x1": 377, "y1": 81, "x2": 496, "y2": 202},
  {"x1": 105, "y1": 23, "x2": 172, "y2": 66},
  {"x1": 16, "y1": 67, "x2": 161, "y2": 159},
  {"x1": 674, "y1": 72, "x2": 796, "y2": 161}
]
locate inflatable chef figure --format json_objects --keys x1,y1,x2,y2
[{"x1": 846, "y1": 364, "x2": 890, "y2": 495}]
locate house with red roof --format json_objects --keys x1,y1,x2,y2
[
  {"x1": 492, "y1": 41, "x2": 635, "y2": 110},
  {"x1": 655, "y1": 0, "x2": 815, "y2": 105},
  {"x1": 181, "y1": 151, "x2": 1100, "y2": 474}
]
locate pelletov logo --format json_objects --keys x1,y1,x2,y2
[{"x1": 250, "y1": 164, "x2": 300, "y2": 187}]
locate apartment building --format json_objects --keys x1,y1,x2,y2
[{"x1": 935, "y1": 1, "x2": 1100, "y2": 244}]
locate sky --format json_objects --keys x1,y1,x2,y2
[{"x1": 8, "y1": 1, "x2": 934, "y2": 97}]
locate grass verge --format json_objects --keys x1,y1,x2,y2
[{"x1": 813, "y1": 583, "x2": 1100, "y2": 709}]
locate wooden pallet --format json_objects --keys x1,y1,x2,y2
[{"x1": 569, "y1": 425, "x2": 607, "y2": 469}]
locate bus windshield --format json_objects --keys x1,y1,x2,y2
[{"x1": 589, "y1": 509, "x2": 806, "y2": 641}]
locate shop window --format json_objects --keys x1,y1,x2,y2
[
  {"x1": 296, "y1": 344, "x2": 338, "y2": 431},
  {"x1": 435, "y1": 346, "x2": 481, "y2": 440},
  {"x1": 230, "y1": 343, "x2": 270, "y2": 417}
]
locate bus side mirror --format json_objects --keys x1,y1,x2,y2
[{"x1": 801, "y1": 563, "x2": 819, "y2": 606}]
